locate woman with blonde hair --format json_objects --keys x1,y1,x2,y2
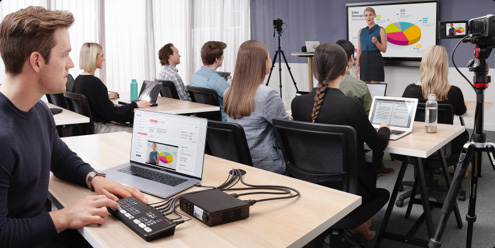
[
  {"x1": 402, "y1": 45, "x2": 466, "y2": 115},
  {"x1": 73, "y1": 42, "x2": 151, "y2": 133},
  {"x1": 291, "y1": 42, "x2": 390, "y2": 240},
  {"x1": 223, "y1": 40, "x2": 290, "y2": 174},
  {"x1": 356, "y1": 7, "x2": 387, "y2": 83}
]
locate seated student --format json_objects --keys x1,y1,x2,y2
[
  {"x1": 336, "y1": 39, "x2": 394, "y2": 176},
  {"x1": 191, "y1": 41, "x2": 230, "y2": 121},
  {"x1": 402, "y1": 45, "x2": 467, "y2": 115},
  {"x1": 403, "y1": 45, "x2": 468, "y2": 176},
  {"x1": 73, "y1": 42, "x2": 151, "y2": 133},
  {"x1": 291, "y1": 43, "x2": 390, "y2": 240},
  {"x1": 0, "y1": 7, "x2": 148, "y2": 247},
  {"x1": 157, "y1": 43, "x2": 191, "y2": 101},
  {"x1": 223, "y1": 40, "x2": 290, "y2": 174}
]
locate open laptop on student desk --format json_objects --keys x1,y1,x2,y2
[
  {"x1": 369, "y1": 96, "x2": 418, "y2": 140},
  {"x1": 104, "y1": 110, "x2": 208, "y2": 199},
  {"x1": 118, "y1": 80, "x2": 161, "y2": 107}
]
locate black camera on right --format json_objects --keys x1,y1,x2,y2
[
  {"x1": 273, "y1": 18, "x2": 283, "y2": 32},
  {"x1": 439, "y1": 14, "x2": 495, "y2": 40}
]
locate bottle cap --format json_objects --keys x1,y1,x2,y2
[{"x1": 428, "y1": 94, "x2": 436, "y2": 101}]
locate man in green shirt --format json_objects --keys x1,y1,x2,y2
[{"x1": 336, "y1": 40, "x2": 373, "y2": 115}]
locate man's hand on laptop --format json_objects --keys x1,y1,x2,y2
[
  {"x1": 136, "y1": 100, "x2": 152, "y2": 108},
  {"x1": 379, "y1": 123, "x2": 391, "y2": 131},
  {"x1": 92, "y1": 176, "x2": 149, "y2": 204}
]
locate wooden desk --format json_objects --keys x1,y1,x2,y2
[
  {"x1": 291, "y1": 52, "x2": 314, "y2": 91},
  {"x1": 113, "y1": 97, "x2": 219, "y2": 115},
  {"x1": 44, "y1": 102, "x2": 90, "y2": 126},
  {"x1": 463, "y1": 101, "x2": 493, "y2": 118},
  {"x1": 49, "y1": 132, "x2": 361, "y2": 248},
  {"x1": 375, "y1": 122, "x2": 465, "y2": 247}
]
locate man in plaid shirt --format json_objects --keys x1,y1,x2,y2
[{"x1": 157, "y1": 43, "x2": 191, "y2": 101}]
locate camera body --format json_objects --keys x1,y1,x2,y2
[
  {"x1": 439, "y1": 15, "x2": 495, "y2": 40},
  {"x1": 273, "y1": 18, "x2": 283, "y2": 32}
]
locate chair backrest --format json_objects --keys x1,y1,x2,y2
[
  {"x1": 273, "y1": 118, "x2": 359, "y2": 194},
  {"x1": 46, "y1": 93, "x2": 68, "y2": 109},
  {"x1": 64, "y1": 91, "x2": 94, "y2": 134},
  {"x1": 156, "y1": 80, "x2": 180, "y2": 99},
  {"x1": 206, "y1": 120, "x2": 253, "y2": 166},
  {"x1": 415, "y1": 103, "x2": 454, "y2": 124},
  {"x1": 65, "y1": 73, "x2": 75, "y2": 92},
  {"x1": 187, "y1": 85, "x2": 222, "y2": 121}
]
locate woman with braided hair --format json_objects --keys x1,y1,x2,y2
[{"x1": 291, "y1": 42, "x2": 390, "y2": 240}]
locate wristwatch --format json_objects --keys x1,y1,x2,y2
[{"x1": 87, "y1": 170, "x2": 106, "y2": 191}]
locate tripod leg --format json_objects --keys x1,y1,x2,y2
[
  {"x1": 279, "y1": 50, "x2": 300, "y2": 92},
  {"x1": 439, "y1": 149, "x2": 463, "y2": 229},
  {"x1": 466, "y1": 149, "x2": 482, "y2": 248},
  {"x1": 266, "y1": 51, "x2": 279, "y2": 86},
  {"x1": 428, "y1": 144, "x2": 475, "y2": 248}
]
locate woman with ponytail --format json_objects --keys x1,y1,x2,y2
[{"x1": 291, "y1": 42, "x2": 390, "y2": 240}]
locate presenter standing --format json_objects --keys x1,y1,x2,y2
[{"x1": 356, "y1": 7, "x2": 387, "y2": 83}]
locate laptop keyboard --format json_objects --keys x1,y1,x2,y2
[{"x1": 118, "y1": 166, "x2": 187, "y2": 187}]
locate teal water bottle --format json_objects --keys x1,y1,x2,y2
[{"x1": 130, "y1": 79, "x2": 138, "y2": 102}]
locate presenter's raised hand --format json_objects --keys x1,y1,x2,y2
[{"x1": 371, "y1": 36, "x2": 378, "y2": 44}]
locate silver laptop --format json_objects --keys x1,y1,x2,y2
[
  {"x1": 369, "y1": 96, "x2": 418, "y2": 140},
  {"x1": 305, "y1": 41, "x2": 320, "y2": 52},
  {"x1": 367, "y1": 83, "x2": 388, "y2": 99},
  {"x1": 104, "y1": 110, "x2": 208, "y2": 198},
  {"x1": 118, "y1": 80, "x2": 161, "y2": 107}
]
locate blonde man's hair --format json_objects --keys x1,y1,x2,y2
[
  {"x1": 223, "y1": 40, "x2": 269, "y2": 119},
  {"x1": 420, "y1": 45, "x2": 451, "y2": 101},
  {"x1": 79, "y1": 42, "x2": 103, "y2": 72}
]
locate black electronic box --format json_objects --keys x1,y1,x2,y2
[{"x1": 179, "y1": 189, "x2": 250, "y2": 226}]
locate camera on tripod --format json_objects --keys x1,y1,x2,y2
[
  {"x1": 439, "y1": 14, "x2": 495, "y2": 41},
  {"x1": 273, "y1": 18, "x2": 284, "y2": 33}
]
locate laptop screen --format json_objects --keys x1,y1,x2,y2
[
  {"x1": 130, "y1": 110, "x2": 207, "y2": 179},
  {"x1": 138, "y1": 80, "x2": 161, "y2": 103},
  {"x1": 367, "y1": 83, "x2": 387, "y2": 99},
  {"x1": 369, "y1": 97, "x2": 418, "y2": 128}
]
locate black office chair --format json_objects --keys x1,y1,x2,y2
[
  {"x1": 46, "y1": 93, "x2": 68, "y2": 109},
  {"x1": 65, "y1": 73, "x2": 75, "y2": 92},
  {"x1": 273, "y1": 119, "x2": 389, "y2": 247},
  {"x1": 156, "y1": 80, "x2": 180, "y2": 99},
  {"x1": 64, "y1": 91, "x2": 94, "y2": 135},
  {"x1": 205, "y1": 120, "x2": 253, "y2": 166},
  {"x1": 187, "y1": 85, "x2": 222, "y2": 121},
  {"x1": 397, "y1": 103, "x2": 468, "y2": 218}
]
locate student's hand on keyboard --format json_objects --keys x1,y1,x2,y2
[
  {"x1": 91, "y1": 176, "x2": 148, "y2": 204},
  {"x1": 136, "y1": 100, "x2": 152, "y2": 108},
  {"x1": 379, "y1": 123, "x2": 391, "y2": 131},
  {"x1": 49, "y1": 195, "x2": 120, "y2": 233}
]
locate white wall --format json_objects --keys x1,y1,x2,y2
[{"x1": 265, "y1": 63, "x2": 495, "y2": 131}]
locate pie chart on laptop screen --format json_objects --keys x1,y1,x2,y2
[
  {"x1": 159, "y1": 152, "x2": 173, "y2": 164},
  {"x1": 385, "y1": 22, "x2": 421, "y2": 46}
]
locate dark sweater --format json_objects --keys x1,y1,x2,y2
[
  {"x1": 402, "y1": 84, "x2": 467, "y2": 116},
  {"x1": 73, "y1": 75, "x2": 137, "y2": 123},
  {"x1": 0, "y1": 92, "x2": 93, "y2": 247},
  {"x1": 291, "y1": 88, "x2": 390, "y2": 202}
]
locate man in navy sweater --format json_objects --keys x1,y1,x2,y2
[{"x1": 0, "y1": 7, "x2": 148, "y2": 247}]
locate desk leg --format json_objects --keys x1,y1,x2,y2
[
  {"x1": 415, "y1": 158, "x2": 434, "y2": 237},
  {"x1": 439, "y1": 149, "x2": 463, "y2": 228},
  {"x1": 307, "y1": 57, "x2": 313, "y2": 91},
  {"x1": 374, "y1": 158, "x2": 408, "y2": 248}
]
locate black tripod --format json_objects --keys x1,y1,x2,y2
[
  {"x1": 429, "y1": 42, "x2": 495, "y2": 248},
  {"x1": 266, "y1": 30, "x2": 299, "y2": 96}
]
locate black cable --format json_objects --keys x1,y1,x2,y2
[{"x1": 451, "y1": 35, "x2": 479, "y2": 142}]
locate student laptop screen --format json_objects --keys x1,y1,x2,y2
[
  {"x1": 369, "y1": 96, "x2": 418, "y2": 140},
  {"x1": 367, "y1": 83, "x2": 388, "y2": 99},
  {"x1": 118, "y1": 80, "x2": 161, "y2": 106},
  {"x1": 104, "y1": 110, "x2": 208, "y2": 198}
]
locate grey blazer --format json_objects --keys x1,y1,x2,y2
[{"x1": 227, "y1": 84, "x2": 290, "y2": 174}]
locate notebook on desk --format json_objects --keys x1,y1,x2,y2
[
  {"x1": 369, "y1": 96, "x2": 418, "y2": 140},
  {"x1": 104, "y1": 110, "x2": 208, "y2": 199},
  {"x1": 118, "y1": 80, "x2": 161, "y2": 107}
]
